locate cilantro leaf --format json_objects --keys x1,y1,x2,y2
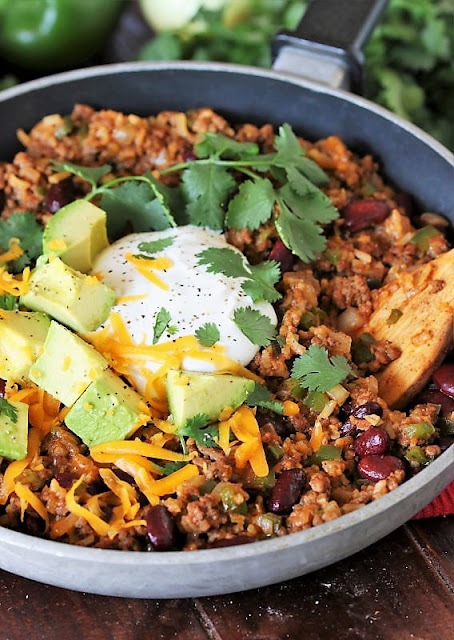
[
  {"x1": 100, "y1": 181, "x2": 175, "y2": 240},
  {"x1": 245, "y1": 383, "x2": 284, "y2": 415},
  {"x1": 225, "y1": 177, "x2": 275, "y2": 231},
  {"x1": 152, "y1": 307, "x2": 173, "y2": 344},
  {"x1": 182, "y1": 163, "x2": 236, "y2": 229},
  {"x1": 50, "y1": 161, "x2": 111, "y2": 189},
  {"x1": 0, "y1": 294, "x2": 19, "y2": 310},
  {"x1": 137, "y1": 237, "x2": 174, "y2": 255},
  {"x1": 0, "y1": 211, "x2": 43, "y2": 272},
  {"x1": 195, "y1": 322, "x2": 221, "y2": 347},
  {"x1": 275, "y1": 200, "x2": 327, "y2": 263},
  {"x1": 278, "y1": 183, "x2": 338, "y2": 225},
  {"x1": 197, "y1": 247, "x2": 281, "y2": 303},
  {"x1": 291, "y1": 344, "x2": 354, "y2": 392},
  {"x1": 0, "y1": 398, "x2": 18, "y2": 423},
  {"x1": 274, "y1": 124, "x2": 328, "y2": 186},
  {"x1": 151, "y1": 461, "x2": 187, "y2": 476},
  {"x1": 233, "y1": 307, "x2": 276, "y2": 347},
  {"x1": 178, "y1": 414, "x2": 218, "y2": 448},
  {"x1": 195, "y1": 133, "x2": 259, "y2": 159}
]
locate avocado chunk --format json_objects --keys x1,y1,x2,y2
[
  {"x1": 29, "y1": 321, "x2": 108, "y2": 406},
  {"x1": 166, "y1": 370, "x2": 255, "y2": 428},
  {"x1": 20, "y1": 257, "x2": 115, "y2": 333},
  {"x1": 0, "y1": 311, "x2": 50, "y2": 381},
  {"x1": 0, "y1": 400, "x2": 28, "y2": 460},
  {"x1": 65, "y1": 369, "x2": 148, "y2": 447},
  {"x1": 43, "y1": 199, "x2": 109, "y2": 273}
]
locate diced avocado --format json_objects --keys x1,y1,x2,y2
[
  {"x1": 65, "y1": 369, "x2": 148, "y2": 447},
  {"x1": 20, "y1": 257, "x2": 115, "y2": 334},
  {"x1": 0, "y1": 311, "x2": 50, "y2": 381},
  {"x1": 166, "y1": 370, "x2": 255, "y2": 428},
  {"x1": 0, "y1": 400, "x2": 28, "y2": 460},
  {"x1": 43, "y1": 200, "x2": 109, "y2": 273},
  {"x1": 29, "y1": 321, "x2": 108, "y2": 406}
]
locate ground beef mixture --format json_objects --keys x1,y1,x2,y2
[{"x1": 0, "y1": 105, "x2": 452, "y2": 551}]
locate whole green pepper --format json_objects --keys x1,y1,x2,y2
[{"x1": 0, "y1": 0, "x2": 124, "y2": 71}]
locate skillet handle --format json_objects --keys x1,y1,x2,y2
[{"x1": 272, "y1": 0, "x2": 388, "y2": 94}]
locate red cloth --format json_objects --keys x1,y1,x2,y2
[{"x1": 413, "y1": 481, "x2": 454, "y2": 519}]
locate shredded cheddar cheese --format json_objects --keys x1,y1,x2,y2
[
  {"x1": 221, "y1": 406, "x2": 269, "y2": 477},
  {"x1": 125, "y1": 253, "x2": 172, "y2": 291}
]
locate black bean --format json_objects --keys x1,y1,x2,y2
[
  {"x1": 45, "y1": 179, "x2": 74, "y2": 213},
  {"x1": 352, "y1": 402, "x2": 383, "y2": 419}
]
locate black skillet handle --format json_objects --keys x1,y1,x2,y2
[{"x1": 272, "y1": 0, "x2": 388, "y2": 94}]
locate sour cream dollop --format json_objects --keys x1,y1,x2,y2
[{"x1": 92, "y1": 226, "x2": 277, "y2": 390}]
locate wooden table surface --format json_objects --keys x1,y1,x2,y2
[{"x1": 0, "y1": 517, "x2": 452, "y2": 640}]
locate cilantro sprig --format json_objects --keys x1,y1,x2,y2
[
  {"x1": 195, "y1": 322, "x2": 220, "y2": 347},
  {"x1": 197, "y1": 247, "x2": 281, "y2": 303},
  {"x1": 0, "y1": 398, "x2": 18, "y2": 423},
  {"x1": 0, "y1": 211, "x2": 44, "y2": 272},
  {"x1": 152, "y1": 307, "x2": 177, "y2": 344},
  {"x1": 233, "y1": 307, "x2": 276, "y2": 347},
  {"x1": 50, "y1": 123, "x2": 337, "y2": 260},
  {"x1": 291, "y1": 345, "x2": 355, "y2": 392},
  {"x1": 245, "y1": 383, "x2": 284, "y2": 415},
  {"x1": 178, "y1": 414, "x2": 218, "y2": 448}
]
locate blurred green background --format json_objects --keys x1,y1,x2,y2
[{"x1": 1, "y1": 0, "x2": 452, "y2": 150}]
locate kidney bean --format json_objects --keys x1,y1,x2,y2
[
  {"x1": 207, "y1": 535, "x2": 255, "y2": 549},
  {"x1": 342, "y1": 199, "x2": 390, "y2": 232},
  {"x1": 338, "y1": 400, "x2": 354, "y2": 421},
  {"x1": 0, "y1": 379, "x2": 6, "y2": 398},
  {"x1": 268, "y1": 468, "x2": 306, "y2": 515},
  {"x1": 55, "y1": 472, "x2": 79, "y2": 489},
  {"x1": 269, "y1": 238, "x2": 294, "y2": 273},
  {"x1": 45, "y1": 179, "x2": 74, "y2": 213},
  {"x1": 352, "y1": 402, "x2": 383, "y2": 419},
  {"x1": 358, "y1": 455, "x2": 404, "y2": 482},
  {"x1": 433, "y1": 363, "x2": 454, "y2": 400},
  {"x1": 415, "y1": 389, "x2": 454, "y2": 419},
  {"x1": 354, "y1": 428, "x2": 390, "y2": 458},
  {"x1": 181, "y1": 147, "x2": 197, "y2": 163},
  {"x1": 146, "y1": 505, "x2": 177, "y2": 551}
]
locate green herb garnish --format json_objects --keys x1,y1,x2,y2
[
  {"x1": 197, "y1": 247, "x2": 281, "y2": 303},
  {"x1": 195, "y1": 322, "x2": 221, "y2": 347},
  {"x1": 291, "y1": 344, "x2": 354, "y2": 392},
  {"x1": 245, "y1": 383, "x2": 284, "y2": 415},
  {"x1": 152, "y1": 307, "x2": 175, "y2": 344},
  {"x1": 233, "y1": 307, "x2": 276, "y2": 347},
  {"x1": 178, "y1": 414, "x2": 218, "y2": 448},
  {"x1": 0, "y1": 211, "x2": 44, "y2": 272}
]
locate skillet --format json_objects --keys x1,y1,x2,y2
[{"x1": 0, "y1": 0, "x2": 452, "y2": 597}]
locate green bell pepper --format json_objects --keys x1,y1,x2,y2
[{"x1": 0, "y1": 0, "x2": 124, "y2": 71}]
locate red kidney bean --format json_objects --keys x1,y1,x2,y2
[
  {"x1": 341, "y1": 420, "x2": 357, "y2": 437},
  {"x1": 354, "y1": 427, "x2": 390, "y2": 458},
  {"x1": 181, "y1": 147, "x2": 197, "y2": 163},
  {"x1": 55, "y1": 472, "x2": 79, "y2": 489},
  {"x1": 45, "y1": 179, "x2": 73, "y2": 213},
  {"x1": 342, "y1": 199, "x2": 390, "y2": 232},
  {"x1": 433, "y1": 363, "x2": 454, "y2": 400},
  {"x1": 146, "y1": 505, "x2": 177, "y2": 551},
  {"x1": 268, "y1": 468, "x2": 306, "y2": 515},
  {"x1": 358, "y1": 455, "x2": 404, "y2": 482},
  {"x1": 207, "y1": 535, "x2": 255, "y2": 549},
  {"x1": 0, "y1": 379, "x2": 6, "y2": 398},
  {"x1": 352, "y1": 402, "x2": 383, "y2": 419},
  {"x1": 415, "y1": 389, "x2": 454, "y2": 419},
  {"x1": 269, "y1": 238, "x2": 294, "y2": 273}
]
